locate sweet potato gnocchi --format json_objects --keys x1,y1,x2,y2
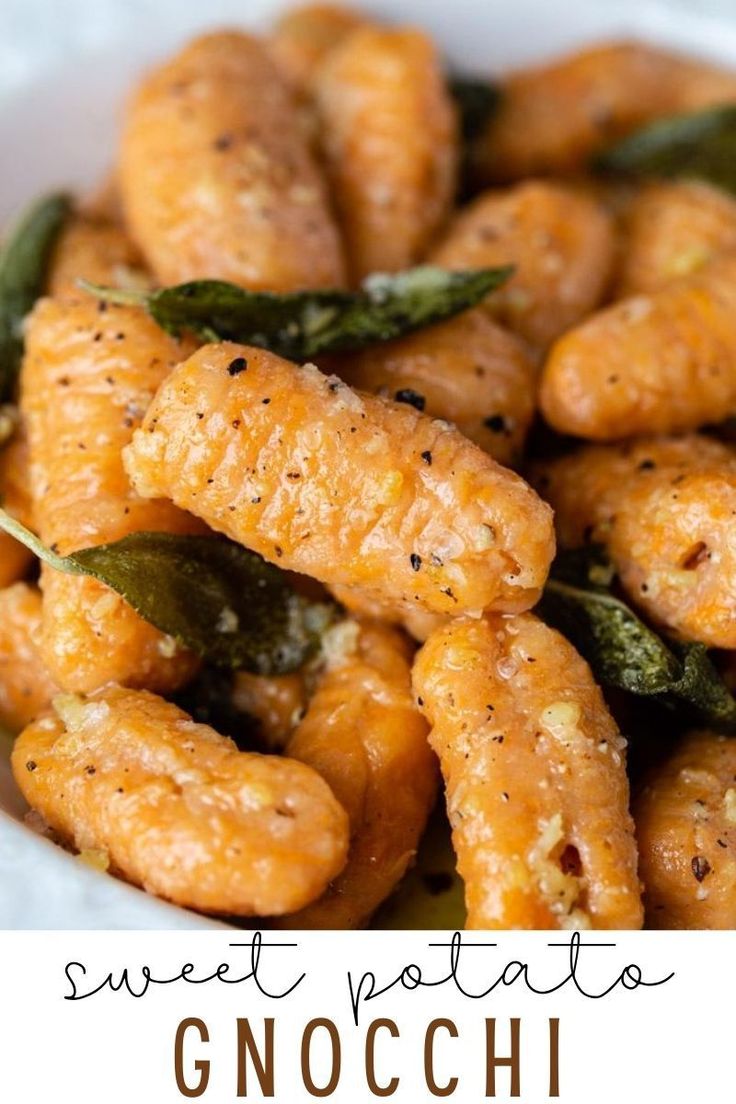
[{"x1": 4, "y1": 0, "x2": 736, "y2": 930}]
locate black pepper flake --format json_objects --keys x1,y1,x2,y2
[
  {"x1": 93, "y1": 331, "x2": 103, "y2": 342},
  {"x1": 213, "y1": 132, "x2": 234, "y2": 151},
  {"x1": 395, "y1": 388, "x2": 425, "y2": 412},
  {"x1": 85, "y1": 765, "x2": 96, "y2": 776},
  {"x1": 287, "y1": 472, "x2": 301, "y2": 480},
  {"x1": 59, "y1": 376, "x2": 70, "y2": 387},
  {"x1": 25, "y1": 760, "x2": 37, "y2": 772},
  {"x1": 251, "y1": 496, "x2": 261, "y2": 504},
  {"x1": 328, "y1": 381, "x2": 340, "y2": 392},
  {"x1": 486, "y1": 704, "x2": 494, "y2": 711},
  {"x1": 421, "y1": 450, "x2": 432, "y2": 465},
  {"x1": 115, "y1": 332, "x2": 126, "y2": 341},
  {"x1": 417, "y1": 696, "x2": 424, "y2": 707},
  {"x1": 637, "y1": 459, "x2": 656, "y2": 471},
  {"x1": 116, "y1": 787, "x2": 124, "y2": 794},
  {"x1": 196, "y1": 412, "x2": 204, "y2": 420},
  {"x1": 274, "y1": 545, "x2": 283, "y2": 557},
  {"x1": 98, "y1": 301, "x2": 108, "y2": 313},
  {"x1": 227, "y1": 356, "x2": 248, "y2": 376},
  {"x1": 483, "y1": 414, "x2": 508, "y2": 433},
  {"x1": 232, "y1": 419, "x2": 241, "y2": 429},
  {"x1": 717, "y1": 838, "x2": 728, "y2": 848},
  {"x1": 262, "y1": 398, "x2": 271, "y2": 405},
  {"x1": 410, "y1": 553, "x2": 422, "y2": 571},
  {"x1": 691, "y1": 855, "x2": 711, "y2": 882},
  {"x1": 442, "y1": 586, "x2": 457, "y2": 602}
]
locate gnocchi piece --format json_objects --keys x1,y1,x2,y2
[
  {"x1": 0, "y1": 431, "x2": 35, "y2": 587},
  {"x1": 430, "y1": 181, "x2": 615, "y2": 350},
  {"x1": 616, "y1": 181, "x2": 736, "y2": 297},
  {"x1": 47, "y1": 214, "x2": 150, "y2": 298},
  {"x1": 270, "y1": 2, "x2": 367, "y2": 92},
  {"x1": 277, "y1": 619, "x2": 436, "y2": 928},
  {"x1": 338, "y1": 309, "x2": 536, "y2": 465},
  {"x1": 413, "y1": 613, "x2": 643, "y2": 929},
  {"x1": 21, "y1": 296, "x2": 202, "y2": 693},
  {"x1": 635, "y1": 730, "x2": 736, "y2": 929},
  {"x1": 11, "y1": 685, "x2": 350, "y2": 915},
  {"x1": 121, "y1": 32, "x2": 345, "y2": 290},
  {"x1": 231, "y1": 671, "x2": 307, "y2": 752},
  {"x1": 470, "y1": 40, "x2": 736, "y2": 184},
  {"x1": 533, "y1": 435, "x2": 736, "y2": 648},
  {"x1": 123, "y1": 342, "x2": 555, "y2": 618},
  {"x1": 314, "y1": 25, "x2": 458, "y2": 281},
  {"x1": 540, "y1": 253, "x2": 736, "y2": 439},
  {"x1": 0, "y1": 584, "x2": 58, "y2": 732}
]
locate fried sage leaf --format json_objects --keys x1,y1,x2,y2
[
  {"x1": 0, "y1": 507, "x2": 334, "y2": 675},
  {"x1": 594, "y1": 105, "x2": 736, "y2": 196},
  {"x1": 80, "y1": 265, "x2": 512, "y2": 360},
  {"x1": 0, "y1": 192, "x2": 71, "y2": 402},
  {"x1": 540, "y1": 547, "x2": 736, "y2": 731}
]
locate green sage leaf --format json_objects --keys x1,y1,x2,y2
[
  {"x1": 539, "y1": 547, "x2": 736, "y2": 731},
  {"x1": 0, "y1": 507, "x2": 335, "y2": 675},
  {"x1": 80, "y1": 265, "x2": 513, "y2": 360},
  {"x1": 594, "y1": 105, "x2": 736, "y2": 196},
  {"x1": 0, "y1": 192, "x2": 71, "y2": 402}
]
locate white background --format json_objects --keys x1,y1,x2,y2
[{"x1": 0, "y1": 930, "x2": 730, "y2": 1102}]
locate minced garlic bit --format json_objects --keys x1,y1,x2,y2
[
  {"x1": 724, "y1": 788, "x2": 736, "y2": 823},
  {"x1": 216, "y1": 606, "x2": 239, "y2": 634},
  {"x1": 78, "y1": 848, "x2": 110, "y2": 873},
  {"x1": 320, "y1": 619, "x2": 361, "y2": 670},
  {"x1": 540, "y1": 701, "x2": 582, "y2": 738},
  {"x1": 157, "y1": 634, "x2": 179, "y2": 658},
  {"x1": 0, "y1": 404, "x2": 19, "y2": 447}
]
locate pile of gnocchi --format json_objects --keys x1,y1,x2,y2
[{"x1": 3, "y1": 2, "x2": 736, "y2": 930}]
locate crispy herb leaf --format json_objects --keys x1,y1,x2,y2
[
  {"x1": 0, "y1": 193, "x2": 71, "y2": 402},
  {"x1": 540, "y1": 547, "x2": 736, "y2": 731},
  {"x1": 80, "y1": 265, "x2": 513, "y2": 360},
  {"x1": 372, "y1": 804, "x2": 466, "y2": 930},
  {"x1": 594, "y1": 105, "x2": 736, "y2": 195},
  {"x1": 448, "y1": 74, "x2": 500, "y2": 143},
  {"x1": 0, "y1": 508, "x2": 334, "y2": 675}
]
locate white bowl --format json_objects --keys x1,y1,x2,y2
[{"x1": 2, "y1": 0, "x2": 736, "y2": 928}]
